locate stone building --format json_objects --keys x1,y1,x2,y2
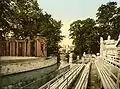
[
  {"x1": 100, "y1": 35, "x2": 120, "y2": 59},
  {"x1": 0, "y1": 36, "x2": 47, "y2": 57}
]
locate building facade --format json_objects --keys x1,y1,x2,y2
[{"x1": 0, "y1": 36, "x2": 47, "y2": 57}]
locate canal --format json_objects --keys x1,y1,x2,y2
[{"x1": 1, "y1": 63, "x2": 69, "y2": 89}]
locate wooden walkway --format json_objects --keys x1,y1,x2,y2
[
  {"x1": 39, "y1": 64, "x2": 84, "y2": 89},
  {"x1": 38, "y1": 57, "x2": 120, "y2": 89},
  {"x1": 95, "y1": 59, "x2": 119, "y2": 89}
]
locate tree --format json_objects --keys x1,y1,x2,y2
[
  {"x1": 96, "y1": 1, "x2": 120, "y2": 39},
  {"x1": 0, "y1": 0, "x2": 43, "y2": 39},
  {"x1": 69, "y1": 1, "x2": 120, "y2": 60},
  {"x1": 40, "y1": 17, "x2": 64, "y2": 56},
  {"x1": 110, "y1": 7, "x2": 120, "y2": 39},
  {"x1": 69, "y1": 18, "x2": 98, "y2": 58},
  {"x1": 0, "y1": 0, "x2": 15, "y2": 36},
  {"x1": 0, "y1": 0, "x2": 64, "y2": 58}
]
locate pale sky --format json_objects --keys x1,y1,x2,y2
[{"x1": 37, "y1": 0, "x2": 120, "y2": 46}]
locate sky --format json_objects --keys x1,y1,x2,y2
[{"x1": 37, "y1": 0, "x2": 120, "y2": 46}]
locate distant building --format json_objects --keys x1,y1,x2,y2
[
  {"x1": 59, "y1": 45, "x2": 74, "y2": 60},
  {"x1": 0, "y1": 36, "x2": 47, "y2": 57},
  {"x1": 100, "y1": 35, "x2": 120, "y2": 59}
]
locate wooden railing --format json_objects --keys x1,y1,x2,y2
[
  {"x1": 19, "y1": 65, "x2": 70, "y2": 89},
  {"x1": 95, "y1": 59, "x2": 119, "y2": 89},
  {"x1": 104, "y1": 57, "x2": 120, "y2": 68},
  {"x1": 75, "y1": 62, "x2": 91, "y2": 89},
  {"x1": 39, "y1": 64, "x2": 84, "y2": 89},
  {"x1": 54, "y1": 64, "x2": 84, "y2": 89}
]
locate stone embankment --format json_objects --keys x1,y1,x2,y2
[{"x1": 1, "y1": 56, "x2": 57, "y2": 75}]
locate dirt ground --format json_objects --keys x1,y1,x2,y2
[{"x1": 87, "y1": 60, "x2": 101, "y2": 89}]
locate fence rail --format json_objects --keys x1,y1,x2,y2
[
  {"x1": 54, "y1": 64, "x2": 84, "y2": 89},
  {"x1": 39, "y1": 64, "x2": 84, "y2": 89},
  {"x1": 75, "y1": 62, "x2": 91, "y2": 89},
  {"x1": 105, "y1": 58, "x2": 120, "y2": 68},
  {"x1": 20, "y1": 65, "x2": 70, "y2": 89},
  {"x1": 95, "y1": 59, "x2": 119, "y2": 89}
]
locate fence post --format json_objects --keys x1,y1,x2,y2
[
  {"x1": 117, "y1": 70, "x2": 120, "y2": 89},
  {"x1": 67, "y1": 78, "x2": 68, "y2": 88}
]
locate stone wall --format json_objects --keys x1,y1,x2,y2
[{"x1": 1, "y1": 56, "x2": 57, "y2": 75}]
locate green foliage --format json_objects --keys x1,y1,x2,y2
[
  {"x1": 96, "y1": 1, "x2": 120, "y2": 39},
  {"x1": 69, "y1": 18, "x2": 98, "y2": 58},
  {"x1": 69, "y1": 1, "x2": 120, "y2": 58},
  {"x1": 0, "y1": 0, "x2": 63, "y2": 56}
]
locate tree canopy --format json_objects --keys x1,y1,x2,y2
[
  {"x1": 0, "y1": 0, "x2": 63, "y2": 56},
  {"x1": 69, "y1": 18, "x2": 99, "y2": 57},
  {"x1": 96, "y1": 2, "x2": 120, "y2": 39},
  {"x1": 69, "y1": 1, "x2": 120, "y2": 58}
]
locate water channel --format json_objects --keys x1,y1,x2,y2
[{"x1": 1, "y1": 63, "x2": 69, "y2": 89}]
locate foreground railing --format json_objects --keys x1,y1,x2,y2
[
  {"x1": 75, "y1": 62, "x2": 91, "y2": 89},
  {"x1": 39, "y1": 64, "x2": 84, "y2": 89},
  {"x1": 95, "y1": 59, "x2": 119, "y2": 89},
  {"x1": 20, "y1": 65, "x2": 70, "y2": 89},
  {"x1": 54, "y1": 64, "x2": 84, "y2": 89},
  {"x1": 38, "y1": 65, "x2": 76, "y2": 89},
  {"x1": 103, "y1": 59, "x2": 120, "y2": 89},
  {"x1": 104, "y1": 57, "x2": 120, "y2": 68}
]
